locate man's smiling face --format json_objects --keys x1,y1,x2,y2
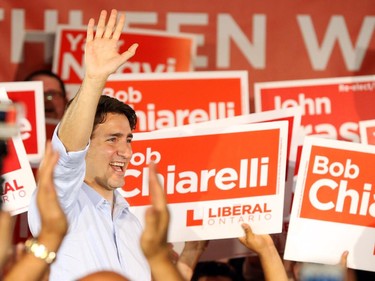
[{"x1": 85, "y1": 113, "x2": 133, "y2": 197}]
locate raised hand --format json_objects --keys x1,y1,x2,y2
[
  {"x1": 176, "y1": 240, "x2": 209, "y2": 280},
  {"x1": 239, "y1": 223, "x2": 288, "y2": 281},
  {"x1": 85, "y1": 9, "x2": 138, "y2": 80},
  {"x1": 140, "y1": 163, "x2": 185, "y2": 281},
  {"x1": 37, "y1": 142, "x2": 67, "y2": 244},
  {"x1": 3, "y1": 143, "x2": 67, "y2": 281},
  {"x1": 140, "y1": 162, "x2": 170, "y2": 261},
  {"x1": 238, "y1": 223, "x2": 275, "y2": 256}
]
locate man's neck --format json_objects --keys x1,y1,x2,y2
[{"x1": 84, "y1": 180, "x2": 115, "y2": 202}]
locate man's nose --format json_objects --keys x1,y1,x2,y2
[{"x1": 117, "y1": 143, "x2": 132, "y2": 159}]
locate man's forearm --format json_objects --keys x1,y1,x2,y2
[{"x1": 58, "y1": 76, "x2": 107, "y2": 152}]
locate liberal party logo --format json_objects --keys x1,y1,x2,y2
[{"x1": 186, "y1": 203, "x2": 272, "y2": 227}]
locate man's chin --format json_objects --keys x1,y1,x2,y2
[{"x1": 109, "y1": 180, "x2": 125, "y2": 190}]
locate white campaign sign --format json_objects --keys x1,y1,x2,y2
[
  {"x1": 1, "y1": 92, "x2": 37, "y2": 215},
  {"x1": 284, "y1": 136, "x2": 375, "y2": 272},
  {"x1": 126, "y1": 121, "x2": 288, "y2": 243}
]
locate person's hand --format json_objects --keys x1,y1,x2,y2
[
  {"x1": 0, "y1": 211, "x2": 13, "y2": 268},
  {"x1": 140, "y1": 163, "x2": 188, "y2": 281},
  {"x1": 36, "y1": 142, "x2": 67, "y2": 246},
  {"x1": 140, "y1": 162, "x2": 170, "y2": 261},
  {"x1": 176, "y1": 240, "x2": 209, "y2": 281},
  {"x1": 339, "y1": 250, "x2": 349, "y2": 268},
  {"x1": 178, "y1": 240, "x2": 208, "y2": 266},
  {"x1": 1, "y1": 242, "x2": 25, "y2": 276},
  {"x1": 2, "y1": 143, "x2": 67, "y2": 281},
  {"x1": 339, "y1": 251, "x2": 357, "y2": 281},
  {"x1": 238, "y1": 223, "x2": 275, "y2": 257},
  {"x1": 84, "y1": 9, "x2": 138, "y2": 80},
  {"x1": 239, "y1": 223, "x2": 289, "y2": 281}
]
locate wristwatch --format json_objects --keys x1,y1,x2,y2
[{"x1": 24, "y1": 238, "x2": 57, "y2": 264}]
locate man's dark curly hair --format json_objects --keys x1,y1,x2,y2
[{"x1": 93, "y1": 95, "x2": 137, "y2": 132}]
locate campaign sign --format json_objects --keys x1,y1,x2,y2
[
  {"x1": 155, "y1": 107, "x2": 303, "y2": 219},
  {"x1": 359, "y1": 119, "x2": 375, "y2": 145},
  {"x1": 0, "y1": 94, "x2": 37, "y2": 215},
  {"x1": 284, "y1": 137, "x2": 375, "y2": 272},
  {"x1": 105, "y1": 71, "x2": 249, "y2": 132},
  {"x1": 123, "y1": 121, "x2": 288, "y2": 242},
  {"x1": 0, "y1": 81, "x2": 45, "y2": 164},
  {"x1": 254, "y1": 75, "x2": 375, "y2": 143},
  {"x1": 155, "y1": 108, "x2": 301, "y2": 258},
  {"x1": 53, "y1": 26, "x2": 196, "y2": 97}
]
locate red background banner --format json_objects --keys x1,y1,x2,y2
[{"x1": 1, "y1": 1, "x2": 374, "y2": 109}]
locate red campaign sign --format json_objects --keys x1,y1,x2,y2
[
  {"x1": 105, "y1": 71, "x2": 249, "y2": 132},
  {"x1": 301, "y1": 145, "x2": 375, "y2": 228},
  {"x1": 53, "y1": 26, "x2": 196, "y2": 86},
  {"x1": 125, "y1": 121, "x2": 288, "y2": 241},
  {"x1": 149, "y1": 107, "x2": 303, "y2": 222},
  {"x1": 254, "y1": 75, "x2": 375, "y2": 142},
  {"x1": 124, "y1": 126, "x2": 282, "y2": 206},
  {"x1": 285, "y1": 137, "x2": 375, "y2": 272},
  {"x1": 0, "y1": 82, "x2": 46, "y2": 164}
]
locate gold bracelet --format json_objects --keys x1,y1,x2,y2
[{"x1": 24, "y1": 238, "x2": 57, "y2": 264}]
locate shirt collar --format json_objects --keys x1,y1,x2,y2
[{"x1": 82, "y1": 183, "x2": 130, "y2": 211}]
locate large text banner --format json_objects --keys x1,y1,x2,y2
[
  {"x1": 105, "y1": 71, "x2": 249, "y2": 132},
  {"x1": 124, "y1": 121, "x2": 288, "y2": 242},
  {"x1": 0, "y1": 81, "x2": 45, "y2": 164},
  {"x1": 255, "y1": 75, "x2": 375, "y2": 142},
  {"x1": 53, "y1": 26, "x2": 197, "y2": 98},
  {"x1": 284, "y1": 137, "x2": 375, "y2": 272},
  {"x1": 3, "y1": 1, "x2": 373, "y2": 108}
]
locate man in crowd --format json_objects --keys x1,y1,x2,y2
[{"x1": 28, "y1": 9, "x2": 150, "y2": 281}]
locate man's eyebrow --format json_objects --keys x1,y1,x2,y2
[
  {"x1": 105, "y1": 133, "x2": 133, "y2": 138},
  {"x1": 107, "y1": 133, "x2": 123, "y2": 137}
]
